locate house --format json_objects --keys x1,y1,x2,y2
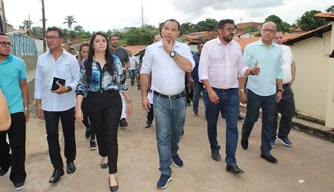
[
  {"x1": 236, "y1": 22, "x2": 262, "y2": 34},
  {"x1": 284, "y1": 13, "x2": 334, "y2": 127}
]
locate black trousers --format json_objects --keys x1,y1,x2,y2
[
  {"x1": 87, "y1": 90, "x2": 122, "y2": 174},
  {"x1": 147, "y1": 104, "x2": 154, "y2": 122},
  {"x1": 272, "y1": 83, "x2": 295, "y2": 140},
  {"x1": 82, "y1": 98, "x2": 95, "y2": 140},
  {"x1": 0, "y1": 112, "x2": 26, "y2": 184},
  {"x1": 44, "y1": 107, "x2": 76, "y2": 170}
]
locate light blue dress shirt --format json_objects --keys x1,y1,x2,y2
[
  {"x1": 34, "y1": 50, "x2": 80, "y2": 111},
  {"x1": 243, "y1": 40, "x2": 283, "y2": 96}
]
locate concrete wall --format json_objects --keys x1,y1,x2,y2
[
  {"x1": 291, "y1": 31, "x2": 332, "y2": 121},
  {"x1": 325, "y1": 23, "x2": 334, "y2": 127},
  {"x1": 20, "y1": 56, "x2": 37, "y2": 102}
]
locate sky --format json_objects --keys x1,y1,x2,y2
[{"x1": 4, "y1": 0, "x2": 333, "y2": 32}]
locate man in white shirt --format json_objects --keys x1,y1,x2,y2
[
  {"x1": 127, "y1": 49, "x2": 138, "y2": 86},
  {"x1": 272, "y1": 31, "x2": 296, "y2": 147},
  {"x1": 34, "y1": 27, "x2": 80, "y2": 184},
  {"x1": 199, "y1": 19, "x2": 260, "y2": 174},
  {"x1": 140, "y1": 19, "x2": 195, "y2": 189}
]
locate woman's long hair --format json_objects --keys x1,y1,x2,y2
[
  {"x1": 84, "y1": 32, "x2": 114, "y2": 83},
  {"x1": 78, "y1": 41, "x2": 89, "y2": 65}
]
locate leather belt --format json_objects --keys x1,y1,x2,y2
[{"x1": 153, "y1": 91, "x2": 185, "y2": 100}]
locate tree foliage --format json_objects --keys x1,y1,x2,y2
[
  {"x1": 63, "y1": 15, "x2": 77, "y2": 30},
  {"x1": 264, "y1": 15, "x2": 290, "y2": 32},
  {"x1": 326, "y1": 5, "x2": 334, "y2": 13},
  {"x1": 297, "y1": 10, "x2": 326, "y2": 31}
]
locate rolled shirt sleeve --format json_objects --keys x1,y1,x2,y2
[
  {"x1": 68, "y1": 57, "x2": 80, "y2": 91},
  {"x1": 276, "y1": 49, "x2": 283, "y2": 79},
  {"x1": 34, "y1": 58, "x2": 44, "y2": 99},
  {"x1": 198, "y1": 43, "x2": 210, "y2": 81},
  {"x1": 140, "y1": 46, "x2": 153, "y2": 75}
]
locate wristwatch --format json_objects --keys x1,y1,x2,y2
[
  {"x1": 170, "y1": 51, "x2": 176, "y2": 57},
  {"x1": 239, "y1": 88, "x2": 245, "y2": 92},
  {"x1": 277, "y1": 89, "x2": 284, "y2": 93},
  {"x1": 66, "y1": 86, "x2": 72, "y2": 93}
]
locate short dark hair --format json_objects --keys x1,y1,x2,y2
[
  {"x1": 217, "y1": 19, "x2": 235, "y2": 29},
  {"x1": 163, "y1": 19, "x2": 180, "y2": 31},
  {"x1": 197, "y1": 42, "x2": 205, "y2": 48},
  {"x1": 69, "y1": 48, "x2": 75, "y2": 51},
  {"x1": 46, "y1": 26, "x2": 64, "y2": 38},
  {"x1": 109, "y1": 33, "x2": 120, "y2": 41},
  {"x1": 0, "y1": 33, "x2": 7, "y2": 37}
]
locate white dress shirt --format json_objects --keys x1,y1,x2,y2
[
  {"x1": 141, "y1": 41, "x2": 195, "y2": 95},
  {"x1": 34, "y1": 50, "x2": 80, "y2": 111},
  {"x1": 281, "y1": 45, "x2": 294, "y2": 84},
  {"x1": 199, "y1": 38, "x2": 248, "y2": 89}
]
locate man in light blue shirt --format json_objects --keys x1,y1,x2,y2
[
  {"x1": 0, "y1": 33, "x2": 29, "y2": 191},
  {"x1": 34, "y1": 27, "x2": 79, "y2": 184},
  {"x1": 240, "y1": 22, "x2": 283, "y2": 164}
]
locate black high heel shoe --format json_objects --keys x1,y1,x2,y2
[{"x1": 109, "y1": 177, "x2": 119, "y2": 192}]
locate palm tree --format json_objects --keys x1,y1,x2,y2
[
  {"x1": 326, "y1": 5, "x2": 334, "y2": 13},
  {"x1": 22, "y1": 18, "x2": 33, "y2": 31},
  {"x1": 63, "y1": 15, "x2": 77, "y2": 30}
]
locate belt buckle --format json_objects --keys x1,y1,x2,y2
[{"x1": 168, "y1": 95, "x2": 175, "y2": 100}]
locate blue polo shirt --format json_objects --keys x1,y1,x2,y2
[
  {"x1": 243, "y1": 40, "x2": 283, "y2": 96},
  {"x1": 0, "y1": 54, "x2": 27, "y2": 114}
]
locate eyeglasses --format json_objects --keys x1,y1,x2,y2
[
  {"x1": 224, "y1": 28, "x2": 236, "y2": 33},
  {"x1": 45, "y1": 36, "x2": 61, "y2": 40},
  {"x1": 0, "y1": 42, "x2": 12, "y2": 47},
  {"x1": 262, "y1": 29, "x2": 276, "y2": 33}
]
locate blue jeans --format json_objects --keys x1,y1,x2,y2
[
  {"x1": 241, "y1": 89, "x2": 276, "y2": 155},
  {"x1": 206, "y1": 88, "x2": 239, "y2": 164},
  {"x1": 192, "y1": 83, "x2": 208, "y2": 112},
  {"x1": 153, "y1": 94, "x2": 186, "y2": 176},
  {"x1": 128, "y1": 69, "x2": 136, "y2": 85}
]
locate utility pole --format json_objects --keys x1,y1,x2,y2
[
  {"x1": 2, "y1": 0, "x2": 7, "y2": 33},
  {"x1": 141, "y1": 0, "x2": 144, "y2": 27},
  {"x1": 41, "y1": 0, "x2": 46, "y2": 52}
]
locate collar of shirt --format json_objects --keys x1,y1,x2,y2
[
  {"x1": 257, "y1": 39, "x2": 279, "y2": 48},
  {"x1": 215, "y1": 37, "x2": 235, "y2": 47},
  {"x1": 0, "y1": 54, "x2": 13, "y2": 65}
]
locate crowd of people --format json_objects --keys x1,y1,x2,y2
[{"x1": 0, "y1": 18, "x2": 296, "y2": 191}]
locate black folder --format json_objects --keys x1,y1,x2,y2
[{"x1": 51, "y1": 77, "x2": 66, "y2": 91}]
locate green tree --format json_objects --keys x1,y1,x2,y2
[
  {"x1": 297, "y1": 10, "x2": 326, "y2": 31},
  {"x1": 264, "y1": 15, "x2": 290, "y2": 32},
  {"x1": 30, "y1": 27, "x2": 44, "y2": 37},
  {"x1": 63, "y1": 15, "x2": 77, "y2": 30},
  {"x1": 195, "y1": 18, "x2": 218, "y2": 31},
  {"x1": 22, "y1": 19, "x2": 33, "y2": 31},
  {"x1": 326, "y1": 5, "x2": 334, "y2": 13},
  {"x1": 123, "y1": 26, "x2": 159, "y2": 45},
  {"x1": 244, "y1": 26, "x2": 258, "y2": 33},
  {"x1": 180, "y1": 22, "x2": 196, "y2": 35}
]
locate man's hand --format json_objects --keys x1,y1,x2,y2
[
  {"x1": 239, "y1": 91, "x2": 247, "y2": 104},
  {"x1": 24, "y1": 110, "x2": 29, "y2": 123},
  {"x1": 188, "y1": 79, "x2": 194, "y2": 87},
  {"x1": 276, "y1": 92, "x2": 283, "y2": 103},
  {"x1": 162, "y1": 38, "x2": 174, "y2": 54},
  {"x1": 142, "y1": 97, "x2": 151, "y2": 112},
  {"x1": 251, "y1": 61, "x2": 260, "y2": 75},
  {"x1": 37, "y1": 105, "x2": 44, "y2": 120},
  {"x1": 208, "y1": 89, "x2": 219, "y2": 104},
  {"x1": 127, "y1": 103, "x2": 133, "y2": 117},
  {"x1": 52, "y1": 81, "x2": 69, "y2": 94},
  {"x1": 75, "y1": 109, "x2": 83, "y2": 123}
]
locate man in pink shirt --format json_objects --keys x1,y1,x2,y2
[{"x1": 199, "y1": 19, "x2": 260, "y2": 174}]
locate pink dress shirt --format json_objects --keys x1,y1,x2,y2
[{"x1": 199, "y1": 37, "x2": 248, "y2": 89}]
